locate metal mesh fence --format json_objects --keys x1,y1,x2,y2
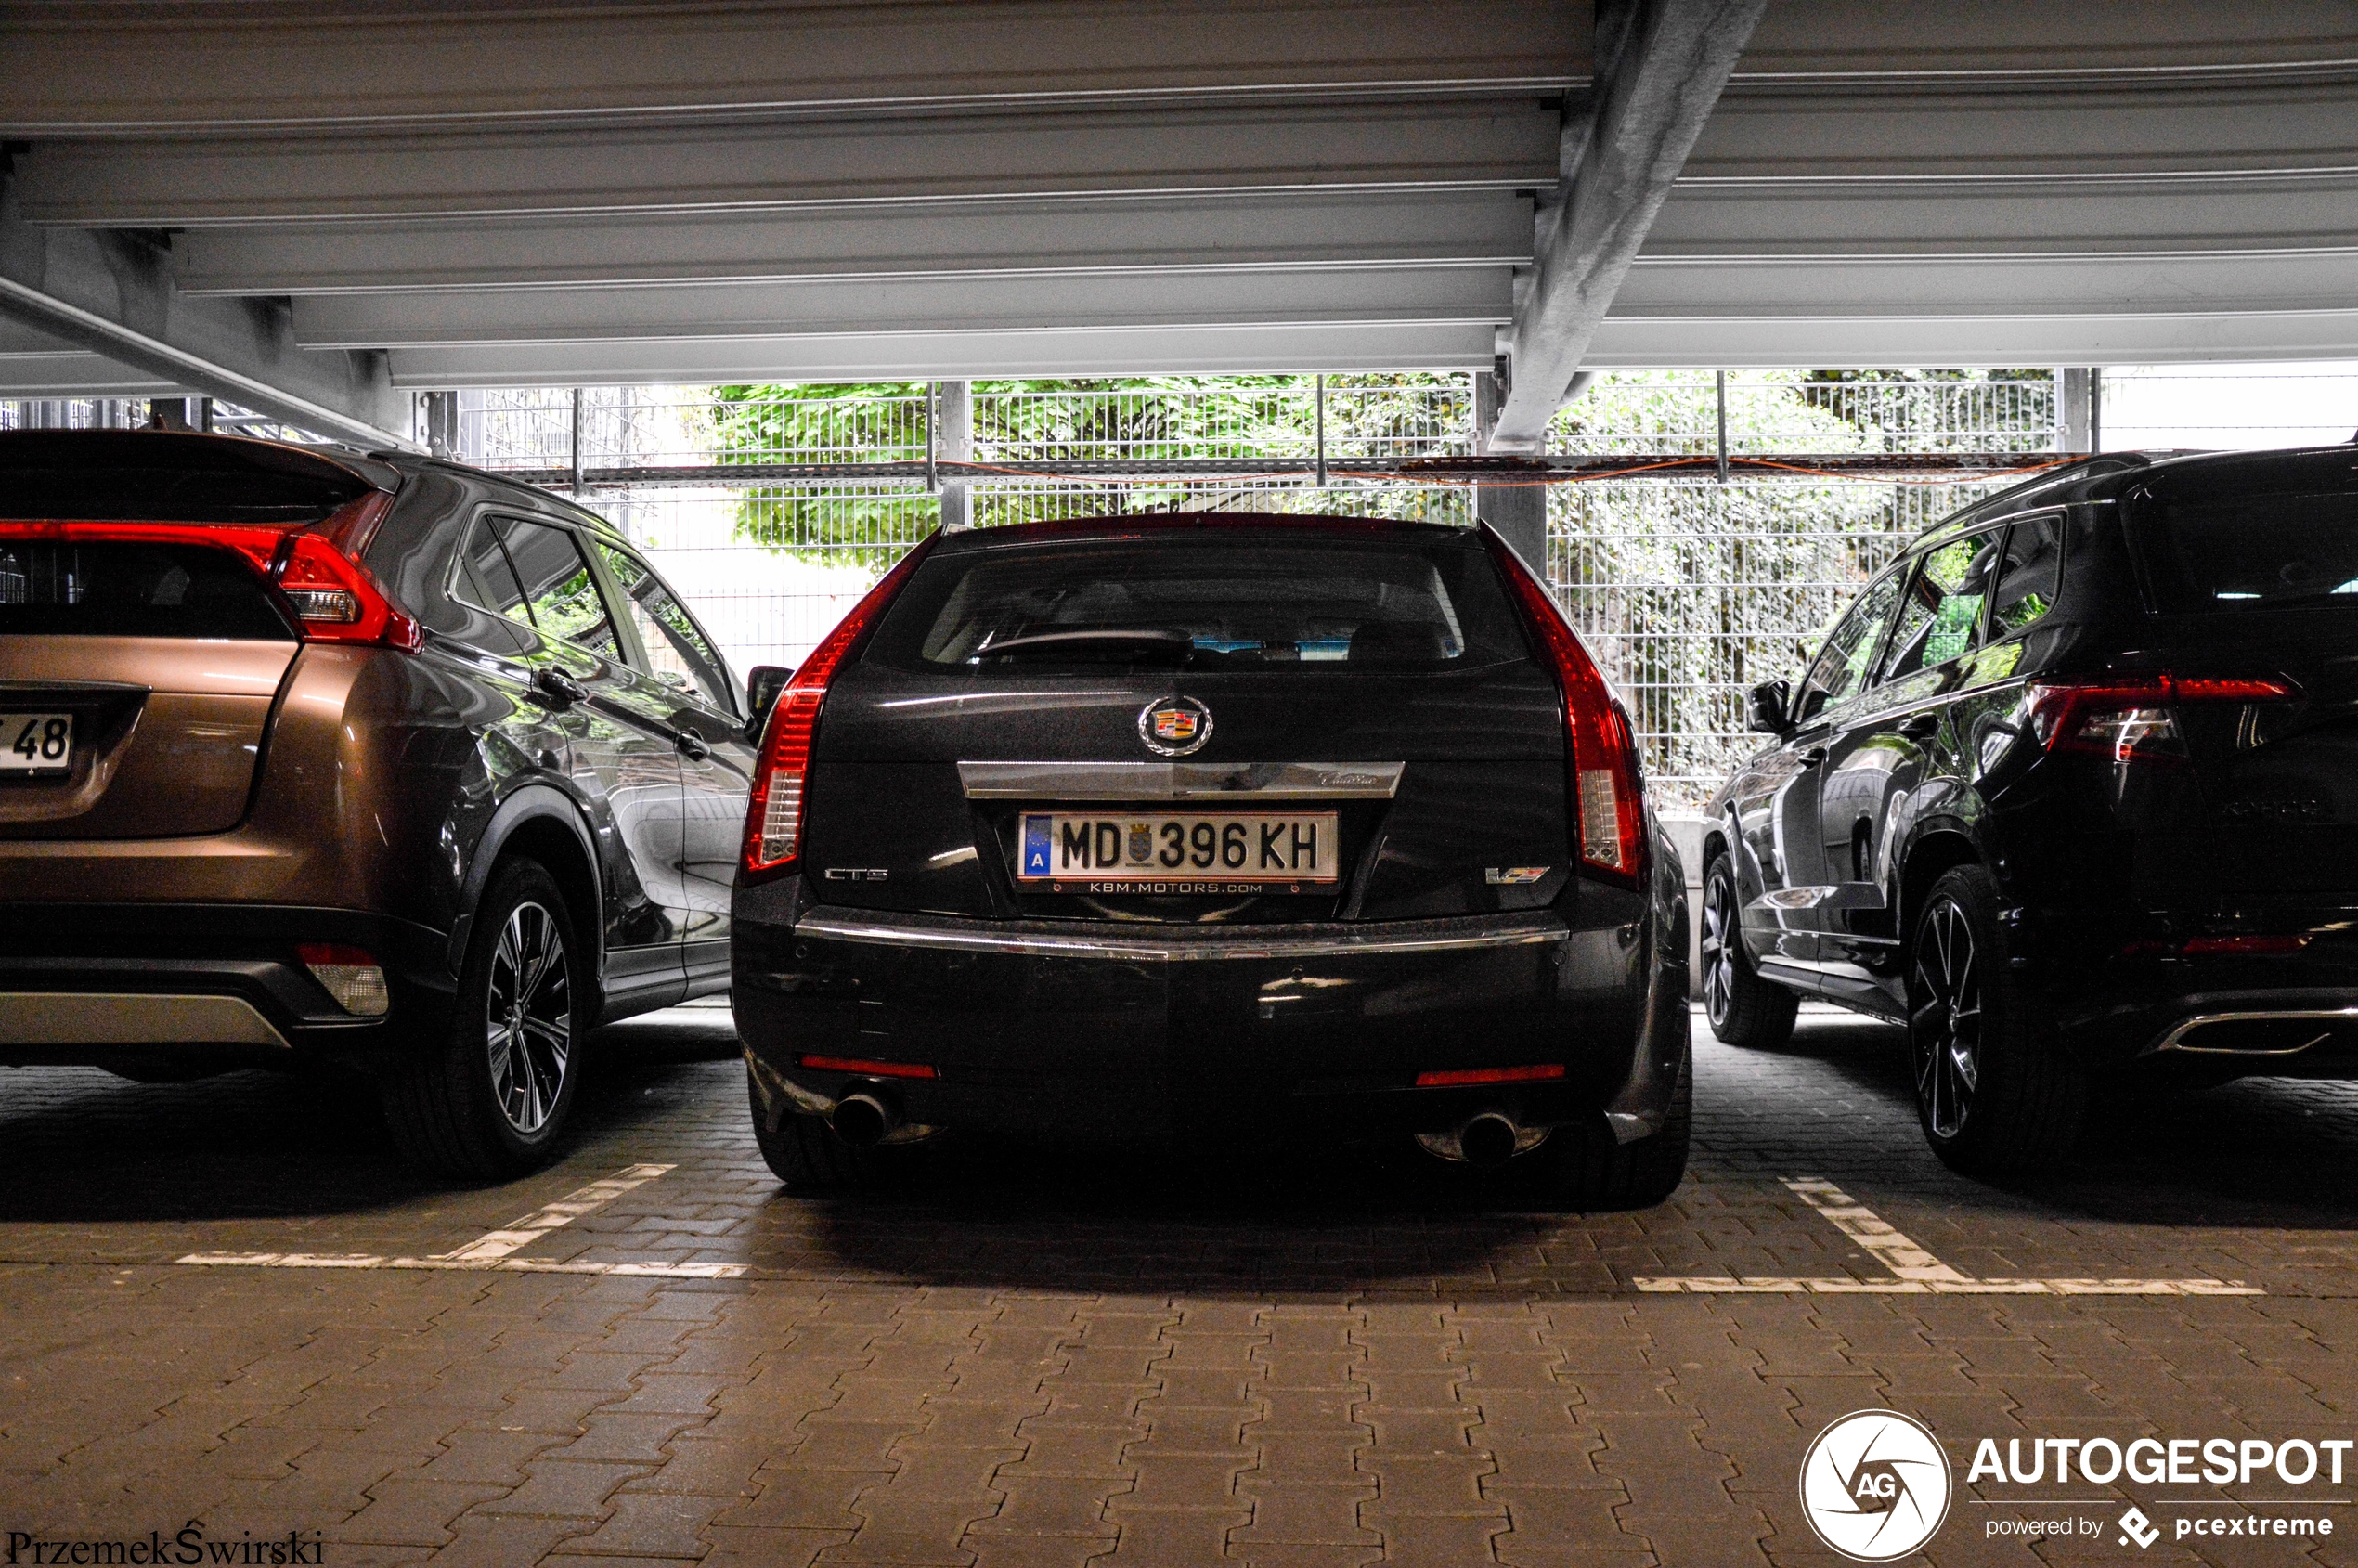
[{"x1": 14, "y1": 367, "x2": 2356, "y2": 808}]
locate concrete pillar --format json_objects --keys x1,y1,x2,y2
[
  {"x1": 2060, "y1": 368, "x2": 2094, "y2": 455},
  {"x1": 1473, "y1": 369, "x2": 1548, "y2": 572},
  {"x1": 935, "y1": 380, "x2": 973, "y2": 529},
  {"x1": 419, "y1": 391, "x2": 459, "y2": 458}
]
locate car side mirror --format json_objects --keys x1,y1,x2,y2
[
  {"x1": 1747, "y1": 679, "x2": 1793, "y2": 735},
  {"x1": 745, "y1": 665, "x2": 794, "y2": 738}
]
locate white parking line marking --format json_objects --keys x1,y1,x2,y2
[
  {"x1": 176, "y1": 1252, "x2": 749, "y2": 1279},
  {"x1": 1634, "y1": 1178, "x2": 2261, "y2": 1296},
  {"x1": 170, "y1": 1162, "x2": 746, "y2": 1280},
  {"x1": 1783, "y1": 1177, "x2": 1969, "y2": 1282},
  {"x1": 432, "y1": 1162, "x2": 675, "y2": 1263}
]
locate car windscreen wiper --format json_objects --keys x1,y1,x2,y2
[{"x1": 966, "y1": 628, "x2": 1199, "y2": 664}]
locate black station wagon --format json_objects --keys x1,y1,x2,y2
[{"x1": 730, "y1": 514, "x2": 1693, "y2": 1205}]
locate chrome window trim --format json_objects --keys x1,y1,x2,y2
[
  {"x1": 789, "y1": 906, "x2": 1564, "y2": 962},
  {"x1": 2146, "y1": 1006, "x2": 2358, "y2": 1056},
  {"x1": 957, "y1": 760, "x2": 1404, "y2": 801}
]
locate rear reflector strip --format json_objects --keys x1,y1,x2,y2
[
  {"x1": 1413, "y1": 1063, "x2": 1566, "y2": 1088},
  {"x1": 296, "y1": 942, "x2": 389, "y2": 1017},
  {"x1": 798, "y1": 1055, "x2": 937, "y2": 1080},
  {"x1": 2183, "y1": 935, "x2": 2313, "y2": 955}
]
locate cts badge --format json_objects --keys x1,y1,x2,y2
[{"x1": 1138, "y1": 696, "x2": 1214, "y2": 757}]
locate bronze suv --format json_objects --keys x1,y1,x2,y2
[{"x1": 0, "y1": 430, "x2": 773, "y2": 1174}]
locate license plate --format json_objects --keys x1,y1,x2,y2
[
  {"x1": 0, "y1": 713, "x2": 72, "y2": 775},
  {"x1": 1018, "y1": 810, "x2": 1340, "y2": 887}
]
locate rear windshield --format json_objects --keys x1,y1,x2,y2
[
  {"x1": 0, "y1": 542, "x2": 293, "y2": 640},
  {"x1": 863, "y1": 531, "x2": 1530, "y2": 672},
  {"x1": 2134, "y1": 485, "x2": 2358, "y2": 613}
]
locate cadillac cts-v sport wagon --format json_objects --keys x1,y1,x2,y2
[{"x1": 731, "y1": 514, "x2": 1694, "y2": 1206}]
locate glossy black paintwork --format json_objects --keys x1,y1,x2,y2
[
  {"x1": 732, "y1": 516, "x2": 1691, "y2": 1147},
  {"x1": 1704, "y1": 446, "x2": 2358, "y2": 1067}
]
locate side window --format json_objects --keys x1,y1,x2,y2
[
  {"x1": 1881, "y1": 527, "x2": 2003, "y2": 681},
  {"x1": 1989, "y1": 513, "x2": 2064, "y2": 639},
  {"x1": 589, "y1": 539, "x2": 736, "y2": 715},
  {"x1": 456, "y1": 517, "x2": 532, "y2": 627},
  {"x1": 1797, "y1": 571, "x2": 1905, "y2": 720},
  {"x1": 495, "y1": 517, "x2": 622, "y2": 662}
]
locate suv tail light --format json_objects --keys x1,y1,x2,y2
[
  {"x1": 270, "y1": 494, "x2": 419, "y2": 650},
  {"x1": 1484, "y1": 526, "x2": 1649, "y2": 888},
  {"x1": 742, "y1": 533, "x2": 942, "y2": 882},
  {"x1": 298, "y1": 941, "x2": 389, "y2": 1016},
  {"x1": 2026, "y1": 675, "x2": 2293, "y2": 763},
  {"x1": 0, "y1": 492, "x2": 420, "y2": 652}
]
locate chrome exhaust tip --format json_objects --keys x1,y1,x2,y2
[
  {"x1": 1457, "y1": 1111, "x2": 1521, "y2": 1170},
  {"x1": 829, "y1": 1091, "x2": 897, "y2": 1149}
]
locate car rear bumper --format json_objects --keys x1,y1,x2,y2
[
  {"x1": 2012, "y1": 901, "x2": 2358, "y2": 1070},
  {"x1": 732, "y1": 899, "x2": 1683, "y2": 1147},
  {"x1": 0, "y1": 902, "x2": 454, "y2": 1069}
]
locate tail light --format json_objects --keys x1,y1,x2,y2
[
  {"x1": 298, "y1": 941, "x2": 389, "y2": 1016},
  {"x1": 1483, "y1": 526, "x2": 1649, "y2": 888},
  {"x1": 0, "y1": 492, "x2": 420, "y2": 653},
  {"x1": 2025, "y1": 675, "x2": 2293, "y2": 764},
  {"x1": 269, "y1": 494, "x2": 420, "y2": 651},
  {"x1": 742, "y1": 532, "x2": 942, "y2": 882}
]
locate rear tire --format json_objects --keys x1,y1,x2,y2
[
  {"x1": 748, "y1": 1070, "x2": 886, "y2": 1191},
  {"x1": 383, "y1": 860, "x2": 581, "y2": 1179},
  {"x1": 1909, "y1": 864, "x2": 2085, "y2": 1179},
  {"x1": 1702, "y1": 853, "x2": 1797, "y2": 1049},
  {"x1": 1538, "y1": 1030, "x2": 1691, "y2": 1211}
]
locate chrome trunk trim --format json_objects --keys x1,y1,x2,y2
[
  {"x1": 789, "y1": 907, "x2": 1567, "y2": 963},
  {"x1": 957, "y1": 760, "x2": 1404, "y2": 801}
]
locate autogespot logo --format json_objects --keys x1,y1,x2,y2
[{"x1": 1800, "y1": 1410, "x2": 1955, "y2": 1562}]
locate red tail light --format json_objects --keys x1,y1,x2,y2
[
  {"x1": 0, "y1": 491, "x2": 420, "y2": 653},
  {"x1": 742, "y1": 532, "x2": 943, "y2": 882},
  {"x1": 1484, "y1": 527, "x2": 1649, "y2": 888},
  {"x1": 269, "y1": 493, "x2": 420, "y2": 651},
  {"x1": 2025, "y1": 674, "x2": 2293, "y2": 761}
]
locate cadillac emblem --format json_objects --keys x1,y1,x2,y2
[{"x1": 1138, "y1": 695, "x2": 1213, "y2": 757}]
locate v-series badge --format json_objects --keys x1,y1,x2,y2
[{"x1": 1484, "y1": 866, "x2": 1551, "y2": 886}]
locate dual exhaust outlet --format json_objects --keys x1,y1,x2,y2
[{"x1": 828, "y1": 1089, "x2": 900, "y2": 1149}]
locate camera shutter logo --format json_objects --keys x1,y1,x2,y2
[{"x1": 1798, "y1": 1409, "x2": 1953, "y2": 1562}]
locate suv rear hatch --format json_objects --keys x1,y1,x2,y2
[
  {"x1": 0, "y1": 432, "x2": 406, "y2": 839},
  {"x1": 764, "y1": 520, "x2": 1640, "y2": 924},
  {"x1": 2093, "y1": 450, "x2": 2358, "y2": 902}
]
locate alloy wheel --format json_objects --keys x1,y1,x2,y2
[
  {"x1": 1702, "y1": 872, "x2": 1739, "y2": 1027},
  {"x1": 486, "y1": 900, "x2": 571, "y2": 1135},
  {"x1": 1911, "y1": 896, "x2": 1981, "y2": 1141}
]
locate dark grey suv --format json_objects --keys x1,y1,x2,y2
[{"x1": 0, "y1": 431, "x2": 760, "y2": 1174}]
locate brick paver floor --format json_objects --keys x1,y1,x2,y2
[{"x1": 4, "y1": 1004, "x2": 2357, "y2": 1565}]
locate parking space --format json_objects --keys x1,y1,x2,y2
[{"x1": 3, "y1": 1005, "x2": 2355, "y2": 1566}]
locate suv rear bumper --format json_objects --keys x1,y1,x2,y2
[
  {"x1": 733, "y1": 901, "x2": 1681, "y2": 1147},
  {"x1": 0, "y1": 902, "x2": 453, "y2": 1069}
]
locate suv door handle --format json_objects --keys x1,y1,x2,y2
[
  {"x1": 1896, "y1": 712, "x2": 1939, "y2": 740},
  {"x1": 527, "y1": 667, "x2": 586, "y2": 709},
  {"x1": 673, "y1": 728, "x2": 712, "y2": 761},
  {"x1": 1798, "y1": 745, "x2": 1828, "y2": 766}
]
